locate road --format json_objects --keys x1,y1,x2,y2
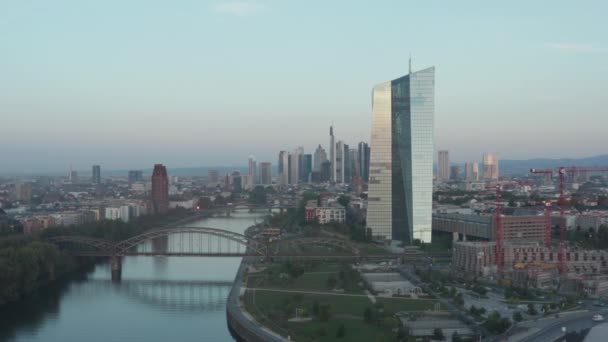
[{"x1": 513, "y1": 311, "x2": 603, "y2": 342}]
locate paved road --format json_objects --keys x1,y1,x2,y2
[{"x1": 516, "y1": 312, "x2": 601, "y2": 342}]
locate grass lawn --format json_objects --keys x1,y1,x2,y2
[
  {"x1": 376, "y1": 297, "x2": 446, "y2": 313},
  {"x1": 286, "y1": 319, "x2": 394, "y2": 342},
  {"x1": 246, "y1": 262, "x2": 366, "y2": 294}
]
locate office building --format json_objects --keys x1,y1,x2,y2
[
  {"x1": 335, "y1": 141, "x2": 346, "y2": 183},
  {"x1": 483, "y1": 153, "x2": 499, "y2": 180},
  {"x1": 259, "y1": 162, "x2": 272, "y2": 185},
  {"x1": 313, "y1": 145, "x2": 328, "y2": 172},
  {"x1": 437, "y1": 150, "x2": 449, "y2": 181},
  {"x1": 357, "y1": 142, "x2": 370, "y2": 182},
  {"x1": 151, "y1": 164, "x2": 169, "y2": 214},
  {"x1": 14, "y1": 182, "x2": 32, "y2": 202},
  {"x1": 92, "y1": 165, "x2": 101, "y2": 184},
  {"x1": 278, "y1": 151, "x2": 289, "y2": 186},
  {"x1": 450, "y1": 165, "x2": 460, "y2": 181},
  {"x1": 329, "y1": 125, "x2": 336, "y2": 182},
  {"x1": 207, "y1": 169, "x2": 219, "y2": 183},
  {"x1": 231, "y1": 171, "x2": 242, "y2": 192},
  {"x1": 464, "y1": 162, "x2": 479, "y2": 181},
  {"x1": 367, "y1": 65, "x2": 435, "y2": 243},
  {"x1": 248, "y1": 155, "x2": 257, "y2": 184},
  {"x1": 320, "y1": 161, "x2": 331, "y2": 182},
  {"x1": 299, "y1": 154, "x2": 312, "y2": 182},
  {"x1": 69, "y1": 170, "x2": 78, "y2": 183},
  {"x1": 128, "y1": 170, "x2": 144, "y2": 183}
]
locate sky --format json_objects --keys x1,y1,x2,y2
[{"x1": 1, "y1": 0, "x2": 607, "y2": 173}]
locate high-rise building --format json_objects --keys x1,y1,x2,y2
[
  {"x1": 450, "y1": 165, "x2": 460, "y2": 180},
  {"x1": 288, "y1": 153, "x2": 298, "y2": 184},
  {"x1": 464, "y1": 162, "x2": 479, "y2": 181},
  {"x1": 278, "y1": 151, "x2": 289, "y2": 185},
  {"x1": 367, "y1": 65, "x2": 435, "y2": 243},
  {"x1": 92, "y1": 165, "x2": 101, "y2": 184},
  {"x1": 437, "y1": 150, "x2": 449, "y2": 182},
  {"x1": 69, "y1": 170, "x2": 78, "y2": 183},
  {"x1": 357, "y1": 142, "x2": 370, "y2": 182},
  {"x1": 335, "y1": 141, "x2": 346, "y2": 183},
  {"x1": 259, "y1": 162, "x2": 272, "y2": 185},
  {"x1": 128, "y1": 170, "x2": 144, "y2": 183},
  {"x1": 151, "y1": 164, "x2": 169, "y2": 215},
  {"x1": 329, "y1": 125, "x2": 336, "y2": 183},
  {"x1": 320, "y1": 161, "x2": 331, "y2": 182},
  {"x1": 231, "y1": 171, "x2": 242, "y2": 192},
  {"x1": 299, "y1": 154, "x2": 312, "y2": 183},
  {"x1": 482, "y1": 153, "x2": 499, "y2": 180},
  {"x1": 14, "y1": 182, "x2": 32, "y2": 202},
  {"x1": 344, "y1": 144, "x2": 352, "y2": 183},
  {"x1": 313, "y1": 145, "x2": 328, "y2": 172},
  {"x1": 207, "y1": 169, "x2": 219, "y2": 183},
  {"x1": 248, "y1": 155, "x2": 257, "y2": 184}
]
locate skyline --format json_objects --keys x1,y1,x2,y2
[{"x1": 2, "y1": 1, "x2": 607, "y2": 172}]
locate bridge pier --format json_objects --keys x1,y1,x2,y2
[{"x1": 111, "y1": 255, "x2": 122, "y2": 282}]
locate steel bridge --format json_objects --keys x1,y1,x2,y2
[{"x1": 45, "y1": 226, "x2": 450, "y2": 280}]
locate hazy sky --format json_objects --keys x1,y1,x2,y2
[{"x1": 2, "y1": 0, "x2": 606, "y2": 173}]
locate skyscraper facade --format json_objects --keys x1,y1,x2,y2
[
  {"x1": 450, "y1": 165, "x2": 460, "y2": 180},
  {"x1": 299, "y1": 154, "x2": 312, "y2": 183},
  {"x1": 207, "y1": 169, "x2": 219, "y2": 183},
  {"x1": 482, "y1": 153, "x2": 499, "y2": 180},
  {"x1": 367, "y1": 66, "x2": 435, "y2": 243},
  {"x1": 129, "y1": 170, "x2": 144, "y2": 183},
  {"x1": 151, "y1": 164, "x2": 169, "y2": 215},
  {"x1": 278, "y1": 151, "x2": 289, "y2": 185},
  {"x1": 259, "y1": 162, "x2": 272, "y2": 185},
  {"x1": 437, "y1": 150, "x2": 449, "y2": 182},
  {"x1": 248, "y1": 156, "x2": 257, "y2": 184},
  {"x1": 464, "y1": 162, "x2": 479, "y2": 181},
  {"x1": 329, "y1": 126, "x2": 336, "y2": 183},
  {"x1": 313, "y1": 145, "x2": 328, "y2": 172},
  {"x1": 335, "y1": 141, "x2": 346, "y2": 183},
  {"x1": 357, "y1": 142, "x2": 370, "y2": 182},
  {"x1": 92, "y1": 165, "x2": 101, "y2": 184}
]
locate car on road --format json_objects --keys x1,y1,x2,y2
[{"x1": 592, "y1": 314, "x2": 604, "y2": 322}]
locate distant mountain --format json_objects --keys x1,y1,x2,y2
[{"x1": 498, "y1": 154, "x2": 608, "y2": 175}]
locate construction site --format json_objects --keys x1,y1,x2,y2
[{"x1": 450, "y1": 166, "x2": 608, "y2": 296}]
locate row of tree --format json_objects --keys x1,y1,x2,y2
[{"x1": 0, "y1": 235, "x2": 77, "y2": 305}]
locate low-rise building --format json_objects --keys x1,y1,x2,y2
[{"x1": 304, "y1": 200, "x2": 345, "y2": 224}]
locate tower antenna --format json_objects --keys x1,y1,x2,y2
[{"x1": 409, "y1": 53, "x2": 412, "y2": 74}]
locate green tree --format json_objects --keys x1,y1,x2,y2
[
  {"x1": 312, "y1": 300, "x2": 320, "y2": 317},
  {"x1": 319, "y1": 304, "x2": 331, "y2": 322},
  {"x1": 364, "y1": 307, "x2": 373, "y2": 323},
  {"x1": 527, "y1": 303, "x2": 538, "y2": 315},
  {"x1": 513, "y1": 311, "x2": 523, "y2": 322},
  {"x1": 335, "y1": 323, "x2": 345, "y2": 338},
  {"x1": 433, "y1": 327, "x2": 445, "y2": 340},
  {"x1": 249, "y1": 186, "x2": 267, "y2": 205}
]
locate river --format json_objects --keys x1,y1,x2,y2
[{"x1": 0, "y1": 211, "x2": 266, "y2": 342}]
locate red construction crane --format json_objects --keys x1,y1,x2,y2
[{"x1": 530, "y1": 166, "x2": 608, "y2": 274}]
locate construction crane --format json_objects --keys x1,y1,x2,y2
[{"x1": 530, "y1": 166, "x2": 608, "y2": 274}]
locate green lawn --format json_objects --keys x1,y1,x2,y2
[
  {"x1": 286, "y1": 319, "x2": 394, "y2": 342},
  {"x1": 376, "y1": 297, "x2": 446, "y2": 313}
]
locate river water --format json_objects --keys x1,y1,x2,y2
[{"x1": 0, "y1": 211, "x2": 265, "y2": 342}]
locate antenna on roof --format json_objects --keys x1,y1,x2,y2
[{"x1": 409, "y1": 53, "x2": 412, "y2": 74}]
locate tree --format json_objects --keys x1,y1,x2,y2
[
  {"x1": 364, "y1": 307, "x2": 373, "y2": 323},
  {"x1": 249, "y1": 186, "x2": 267, "y2": 205},
  {"x1": 335, "y1": 323, "x2": 345, "y2": 338},
  {"x1": 432, "y1": 328, "x2": 445, "y2": 341},
  {"x1": 452, "y1": 331, "x2": 461, "y2": 342},
  {"x1": 337, "y1": 195, "x2": 350, "y2": 208},
  {"x1": 312, "y1": 300, "x2": 320, "y2": 317},
  {"x1": 513, "y1": 311, "x2": 523, "y2": 322},
  {"x1": 327, "y1": 275, "x2": 337, "y2": 289},
  {"x1": 397, "y1": 325, "x2": 410, "y2": 340},
  {"x1": 527, "y1": 303, "x2": 538, "y2": 316},
  {"x1": 319, "y1": 304, "x2": 331, "y2": 322}
]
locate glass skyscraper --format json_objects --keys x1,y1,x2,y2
[{"x1": 367, "y1": 66, "x2": 435, "y2": 244}]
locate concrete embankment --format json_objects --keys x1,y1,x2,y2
[{"x1": 226, "y1": 259, "x2": 287, "y2": 342}]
